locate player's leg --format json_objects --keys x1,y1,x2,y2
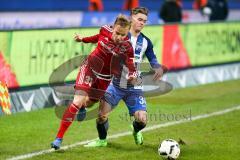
[
  {"x1": 84, "y1": 84, "x2": 124, "y2": 147},
  {"x1": 84, "y1": 99, "x2": 112, "y2": 147},
  {"x1": 132, "y1": 110, "x2": 147, "y2": 145},
  {"x1": 124, "y1": 91, "x2": 147, "y2": 145},
  {"x1": 96, "y1": 84, "x2": 125, "y2": 141},
  {"x1": 51, "y1": 92, "x2": 94, "y2": 150},
  {"x1": 76, "y1": 94, "x2": 97, "y2": 121},
  {"x1": 51, "y1": 63, "x2": 97, "y2": 150},
  {"x1": 97, "y1": 99, "x2": 112, "y2": 139}
]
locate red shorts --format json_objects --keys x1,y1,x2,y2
[{"x1": 75, "y1": 62, "x2": 112, "y2": 101}]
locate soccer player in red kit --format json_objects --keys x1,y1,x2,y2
[{"x1": 51, "y1": 14, "x2": 137, "y2": 150}]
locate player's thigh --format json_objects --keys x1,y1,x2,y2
[
  {"x1": 103, "y1": 84, "x2": 125, "y2": 108},
  {"x1": 124, "y1": 93, "x2": 147, "y2": 117},
  {"x1": 75, "y1": 63, "x2": 95, "y2": 89}
]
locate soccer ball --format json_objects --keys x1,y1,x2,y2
[{"x1": 158, "y1": 139, "x2": 180, "y2": 159}]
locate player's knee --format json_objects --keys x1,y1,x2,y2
[
  {"x1": 97, "y1": 115, "x2": 108, "y2": 124},
  {"x1": 138, "y1": 118, "x2": 147, "y2": 126},
  {"x1": 73, "y1": 94, "x2": 89, "y2": 108},
  {"x1": 72, "y1": 99, "x2": 83, "y2": 108},
  {"x1": 134, "y1": 111, "x2": 147, "y2": 125}
]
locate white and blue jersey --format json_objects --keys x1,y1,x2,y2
[
  {"x1": 112, "y1": 32, "x2": 160, "y2": 89},
  {"x1": 103, "y1": 32, "x2": 161, "y2": 115},
  {"x1": 129, "y1": 32, "x2": 160, "y2": 69}
]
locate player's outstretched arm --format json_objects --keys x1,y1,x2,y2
[
  {"x1": 74, "y1": 33, "x2": 83, "y2": 42},
  {"x1": 74, "y1": 33, "x2": 99, "y2": 43}
]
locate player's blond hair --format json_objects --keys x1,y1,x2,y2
[
  {"x1": 131, "y1": 7, "x2": 149, "y2": 16},
  {"x1": 114, "y1": 14, "x2": 131, "y2": 28}
]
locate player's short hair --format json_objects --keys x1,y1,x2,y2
[
  {"x1": 114, "y1": 14, "x2": 131, "y2": 28},
  {"x1": 131, "y1": 7, "x2": 149, "y2": 16}
]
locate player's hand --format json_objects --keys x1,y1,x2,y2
[
  {"x1": 127, "y1": 75, "x2": 142, "y2": 86},
  {"x1": 152, "y1": 66, "x2": 168, "y2": 81},
  {"x1": 127, "y1": 75, "x2": 136, "y2": 84},
  {"x1": 74, "y1": 33, "x2": 83, "y2": 42}
]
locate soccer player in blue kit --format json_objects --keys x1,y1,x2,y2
[{"x1": 84, "y1": 7, "x2": 165, "y2": 147}]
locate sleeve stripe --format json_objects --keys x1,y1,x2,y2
[{"x1": 102, "y1": 25, "x2": 113, "y2": 32}]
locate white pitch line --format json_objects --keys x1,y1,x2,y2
[{"x1": 7, "y1": 105, "x2": 240, "y2": 160}]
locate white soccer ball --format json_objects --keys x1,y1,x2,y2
[{"x1": 158, "y1": 139, "x2": 180, "y2": 159}]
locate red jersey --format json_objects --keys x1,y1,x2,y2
[{"x1": 82, "y1": 25, "x2": 136, "y2": 78}]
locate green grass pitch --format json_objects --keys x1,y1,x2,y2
[{"x1": 0, "y1": 79, "x2": 240, "y2": 160}]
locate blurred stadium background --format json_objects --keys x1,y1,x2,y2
[{"x1": 0, "y1": 0, "x2": 240, "y2": 160}]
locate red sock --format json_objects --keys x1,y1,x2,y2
[{"x1": 56, "y1": 103, "x2": 79, "y2": 139}]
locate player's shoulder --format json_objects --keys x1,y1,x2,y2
[
  {"x1": 140, "y1": 32, "x2": 152, "y2": 44},
  {"x1": 100, "y1": 25, "x2": 113, "y2": 33},
  {"x1": 140, "y1": 32, "x2": 153, "y2": 48}
]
